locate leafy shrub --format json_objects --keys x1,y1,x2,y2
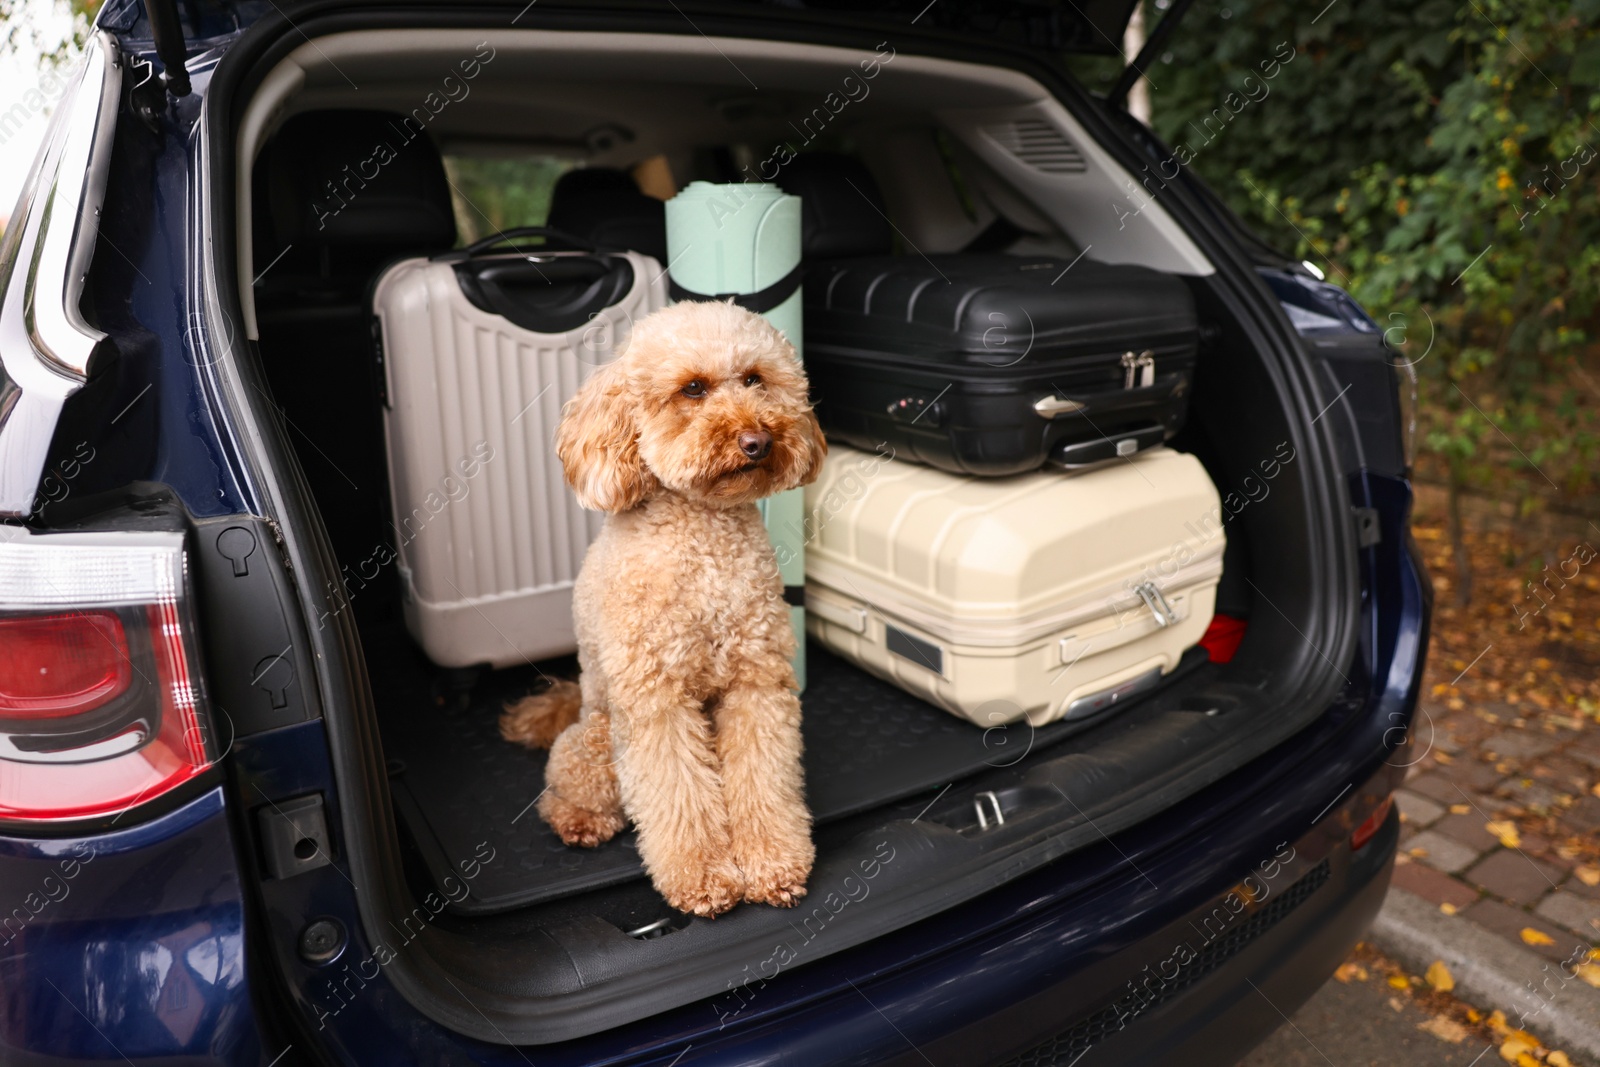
[{"x1": 1141, "y1": 0, "x2": 1599, "y2": 594}]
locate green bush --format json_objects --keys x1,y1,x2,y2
[{"x1": 1141, "y1": 0, "x2": 1599, "y2": 584}]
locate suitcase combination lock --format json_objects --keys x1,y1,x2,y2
[{"x1": 887, "y1": 395, "x2": 945, "y2": 427}]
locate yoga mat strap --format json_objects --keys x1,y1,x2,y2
[{"x1": 669, "y1": 263, "x2": 804, "y2": 315}]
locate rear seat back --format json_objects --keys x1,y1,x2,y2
[
  {"x1": 775, "y1": 153, "x2": 893, "y2": 260},
  {"x1": 546, "y1": 166, "x2": 668, "y2": 261},
  {"x1": 252, "y1": 110, "x2": 459, "y2": 575},
  {"x1": 256, "y1": 109, "x2": 458, "y2": 298}
]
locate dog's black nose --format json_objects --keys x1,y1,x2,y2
[{"x1": 738, "y1": 430, "x2": 773, "y2": 461}]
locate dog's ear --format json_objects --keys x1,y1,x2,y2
[
  {"x1": 557, "y1": 359, "x2": 659, "y2": 511},
  {"x1": 797, "y1": 409, "x2": 828, "y2": 487}
]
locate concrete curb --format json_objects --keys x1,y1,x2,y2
[{"x1": 1369, "y1": 886, "x2": 1600, "y2": 1061}]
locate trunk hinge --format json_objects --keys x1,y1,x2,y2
[{"x1": 1108, "y1": 0, "x2": 1199, "y2": 110}]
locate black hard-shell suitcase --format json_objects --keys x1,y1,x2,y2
[{"x1": 802, "y1": 254, "x2": 1200, "y2": 476}]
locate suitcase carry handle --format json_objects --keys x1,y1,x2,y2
[
  {"x1": 1047, "y1": 423, "x2": 1167, "y2": 468},
  {"x1": 457, "y1": 226, "x2": 599, "y2": 257},
  {"x1": 1032, "y1": 373, "x2": 1188, "y2": 421},
  {"x1": 451, "y1": 244, "x2": 638, "y2": 335}
]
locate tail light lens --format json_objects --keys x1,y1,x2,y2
[
  {"x1": 0, "y1": 611, "x2": 131, "y2": 716},
  {"x1": 0, "y1": 528, "x2": 213, "y2": 822}
]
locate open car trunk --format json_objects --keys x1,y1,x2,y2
[{"x1": 208, "y1": 11, "x2": 1360, "y2": 1045}]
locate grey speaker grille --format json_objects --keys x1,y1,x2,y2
[{"x1": 985, "y1": 118, "x2": 1088, "y2": 174}]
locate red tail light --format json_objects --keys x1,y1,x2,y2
[
  {"x1": 1350, "y1": 794, "x2": 1394, "y2": 851},
  {"x1": 0, "y1": 611, "x2": 132, "y2": 717},
  {"x1": 0, "y1": 529, "x2": 214, "y2": 822}
]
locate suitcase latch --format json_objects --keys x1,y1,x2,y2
[
  {"x1": 1133, "y1": 581, "x2": 1178, "y2": 627},
  {"x1": 1121, "y1": 350, "x2": 1156, "y2": 389}
]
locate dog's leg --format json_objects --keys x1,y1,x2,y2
[
  {"x1": 714, "y1": 674, "x2": 814, "y2": 907},
  {"x1": 612, "y1": 685, "x2": 745, "y2": 917},
  {"x1": 538, "y1": 706, "x2": 625, "y2": 848}
]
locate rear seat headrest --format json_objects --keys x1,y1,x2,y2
[
  {"x1": 546, "y1": 166, "x2": 668, "y2": 263},
  {"x1": 775, "y1": 153, "x2": 892, "y2": 260},
  {"x1": 262, "y1": 109, "x2": 457, "y2": 258}
]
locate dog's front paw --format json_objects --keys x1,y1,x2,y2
[
  {"x1": 539, "y1": 793, "x2": 625, "y2": 848},
  {"x1": 656, "y1": 859, "x2": 746, "y2": 918},
  {"x1": 739, "y1": 855, "x2": 812, "y2": 908}
]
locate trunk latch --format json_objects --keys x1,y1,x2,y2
[{"x1": 974, "y1": 790, "x2": 1006, "y2": 830}]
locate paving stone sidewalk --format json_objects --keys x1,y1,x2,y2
[{"x1": 1388, "y1": 698, "x2": 1600, "y2": 975}]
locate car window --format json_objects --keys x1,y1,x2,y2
[{"x1": 442, "y1": 151, "x2": 573, "y2": 245}]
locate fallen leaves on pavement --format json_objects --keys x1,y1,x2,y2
[
  {"x1": 1333, "y1": 961, "x2": 1368, "y2": 983},
  {"x1": 1410, "y1": 505, "x2": 1600, "y2": 869},
  {"x1": 1418, "y1": 1014, "x2": 1468, "y2": 1043},
  {"x1": 1343, "y1": 944, "x2": 1580, "y2": 1064}
]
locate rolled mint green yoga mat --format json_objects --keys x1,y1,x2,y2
[{"x1": 665, "y1": 182, "x2": 807, "y2": 688}]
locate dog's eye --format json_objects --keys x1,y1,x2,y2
[
  {"x1": 681, "y1": 379, "x2": 707, "y2": 398},
  {"x1": 744, "y1": 372, "x2": 762, "y2": 387}
]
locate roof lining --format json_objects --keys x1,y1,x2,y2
[{"x1": 233, "y1": 27, "x2": 1210, "y2": 339}]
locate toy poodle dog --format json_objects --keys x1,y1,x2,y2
[{"x1": 500, "y1": 300, "x2": 826, "y2": 917}]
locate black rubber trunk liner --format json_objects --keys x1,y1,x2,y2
[{"x1": 377, "y1": 633, "x2": 1205, "y2": 915}]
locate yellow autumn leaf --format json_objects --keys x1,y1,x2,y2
[
  {"x1": 1334, "y1": 962, "x2": 1368, "y2": 983},
  {"x1": 1425, "y1": 960, "x2": 1455, "y2": 991},
  {"x1": 1547, "y1": 1051, "x2": 1573, "y2": 1067},
  {"x1": 1388, "y1": 974, "x2": 1410, "y2": 989},
  {"x1": 1440, "y1": 902, "x2": 1459, "y2": 915},
  {"x1": 1577, "y1": 962, "x2": 1600, "y2": 988},
  {"x1": 1487, "y1": 1010, "x2": 1509, "y2": 1035},
  {"x1": 1591, "y1": 782, "x2": 1600, "y2": 798},
  {"x1": 1418, "y1": 1015, "x2": 1468, "y2": 1043},
  {"x1": 1499, "y1": 1036, "x2": 1535, "y2": 1063},
  {"x1": 1467, "y1": 1008, "x2": 1482, "y2": 1022},
  {"x1": 1435, "y1": 752, "x2": 1454, "y2": 764},
  {"x1": 1487, "y1": 820, "x2": 1521, "y2": 848},
  {"x1": 1450, "y1": 803, "x2": 1471, "y2": 814},
  {"x1": 1520, "y1": 927, "x2": 1554, "y2": 946},
  {"x1": 1576, "y1": 865, "x2": 1600, "y2": 887}
]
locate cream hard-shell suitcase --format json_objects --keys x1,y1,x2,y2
[
  {"x1": 374, "y1": 240, "x2": 667, "y2": 668},
  {"x1": 803, "y1": 445, "x2": 1224, "y2": 726}
]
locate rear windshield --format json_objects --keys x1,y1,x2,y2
[{"x1": 442, "y1": 150, "x2": 572, "y2": 245}]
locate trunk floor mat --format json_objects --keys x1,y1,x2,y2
[{"x1": 378, "y1": 634, "x2": 1182, "y2": 915}]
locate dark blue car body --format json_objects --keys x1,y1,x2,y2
[{"x1": 0, "y1": 3, "x2": 1428, "y2": 1063}]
